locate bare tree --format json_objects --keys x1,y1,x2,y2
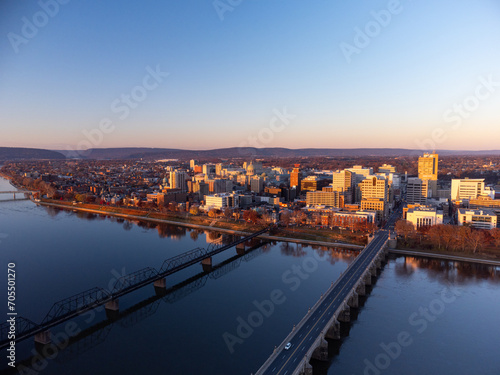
[{"x1": 395, "y1": 220, "x2": 415, "y2": 243}]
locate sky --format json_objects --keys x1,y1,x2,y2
[{"x1": 1, "y1": 0, "x2": 500, "y2": 151}]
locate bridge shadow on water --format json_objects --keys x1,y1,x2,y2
[{"x1": 310, "y1": 259, "x2": 388, "y2": 375}]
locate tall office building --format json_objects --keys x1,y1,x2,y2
[
  {"x1": 418, "y1": 152, "x2": 438, "y2": 197},
  {"x1": 169, "y1": 171, "x2": 188, "y2": 192},
  {"x1": 418, "y1": 152, "x2": 438, "y2": 181},
  {"x1": 190, "y1": 159, "x2": 198, "y2": 170},
  {"x1": 359, "y1": 176, "x2": 389, "y2": 220},
  {"x1": 359, "y1": 176, "x2": 389, "y2": 201},
  {"x1": 290, "y1": 164, "x2": 301, "y2": 193},
  {"x1": 202, "y1": 164, "x2": 216, "y2": 177},
  {"x1": 331, "y1": 170, "x2": 354, "y2": 204},
  {"x1": 406, "y1": 177, "x2": 428, "y2": 205},
  {"x1": 250, "y1": 176, "x2": 264, "y2": 194}
]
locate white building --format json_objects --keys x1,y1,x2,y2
[
  {"x1": 406, "y1": 207, "x2": 443, "y2": 228},
  {"x1": 451, "y1": 178, "x2": 492, "y2": 201},
  {"x1": 457, "y1": 208, "x2": 497, "y2": 230},
  {"x1": 204, "y1": 193, "x2": 240, "y2": 210}
]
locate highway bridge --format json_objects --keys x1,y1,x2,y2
[
  {"x1": 0, "y1": 226, "x2": 271, "y2": 349},
  {"x1": 254, "y1": 208, "x2": 402, "y2": 375}
]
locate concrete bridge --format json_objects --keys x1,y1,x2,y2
[
  {"x1": 253, "y1": 207, "x2": 402, "y2": 375},
  {"x1": 0, "y1": 190, "x2": 33, "y2": 199},
  {"x1": 254, "y1": 231, "x2": 388, "y2": 375}
]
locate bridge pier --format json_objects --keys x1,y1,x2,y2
[
  {"x1": 299, "y1": 361, "x2": 313, "y2": 375},
  {"x1": 337, "y1": 306, "x2": 350, "y2": 323},
  {"x1": 105, "y1": 299, "x2": 119, "y2": 319},
  {"x1": 356, "y1": 282, "x2": 366, "y2": 296},
  {"x1": 236, "y1": 242, "x2": 245, "y2": 255},
  {"x1": 347, "y1": 291, "x2": 358, "y2": 308},
  {"x1": 34, "y1": 331, "x2": 51, "y2": 345},
  {"x1": 370, "y1": 265, "x2": 377, "y2": 276},
  {"x1": 364, "y1": 272, "x2": 373, "y2": 286},
  {"x1": 201, "y1": 257, "x2": 213, "y2": 271},
  {"x1": 153, "y1": 278, "x2": 167, "y2": 295},
  {"x1": 325, "y1": 320, "x2": 341, "y2": 340},
  {"x1": 311, "y1": 337, "x2": 329, "y2": 361}
]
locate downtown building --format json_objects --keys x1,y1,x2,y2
[
  {"x1": 418, "y1": 152, "x2": 438, "y2": 197},
  {"x1": 406, "y1": 206, "x2": 443, "y2": 228}
]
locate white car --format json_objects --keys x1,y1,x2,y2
[{"x1": 284, "y1": 342, "x2": 292, "y2": 350}]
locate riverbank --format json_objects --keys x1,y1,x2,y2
[
  {"x1": 389, "y1": 248, "x2": 500, "y2": 266},
  {"x1": 38, "y1": 199, "x2": 364, "y2": 250}
]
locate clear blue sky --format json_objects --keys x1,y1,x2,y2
[{"x1": 1, "y1": 0, "x2": 499, "y2": 151}]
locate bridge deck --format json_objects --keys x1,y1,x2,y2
[{"x1": 255, "y1": 207, "x2": 402, "y2": 375}]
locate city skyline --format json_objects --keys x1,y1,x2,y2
[{"x1": 2, "y1": 0, "x2": 500, "y2": 151}]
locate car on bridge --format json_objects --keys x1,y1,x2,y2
[{"x1": 284, "y1": 342, "x2": 292, "y2": 350}]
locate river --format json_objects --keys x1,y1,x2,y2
[{"x1": 0, "y1": 177, "x2": 498, "y2": 375}]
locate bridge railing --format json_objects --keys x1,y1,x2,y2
[
  {"x1": 111, "y1": 267, "x2": 159, "y2": 295},
  {"x1": 41, "y1": 287, "x2": 110, "y2": 325},
  {"x1": 0, "y1": 317, "x2": 38, "y2": 343}
]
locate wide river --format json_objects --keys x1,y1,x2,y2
[{"x1": 0, "y1": 177, "x2": 499, "y2": 375}]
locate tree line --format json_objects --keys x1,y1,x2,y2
[{"x1": 395, "y1": 219, "x2": 500, "y2": 254}]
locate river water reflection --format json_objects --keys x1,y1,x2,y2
[{"x1": 0, "y1": 177, "x2": 498, "y2": 375}]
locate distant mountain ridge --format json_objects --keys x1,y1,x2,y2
[
  {"x1": 0, "y1": 147, "x2": 65, "y2": 160},
  {"x1": 1, "y1": 146, "x2": 500, "y2": 160}
]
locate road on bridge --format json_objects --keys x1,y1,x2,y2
[{"x1": 259, "y1": 208, "x2": 401, "y2": 375}]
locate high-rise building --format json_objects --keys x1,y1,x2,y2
[
  {"x1": 190, "y1": 159, "x2": 198, "y2": 170},
  {"x1": 290, "y1": 164, "x2": 301, "y2": 193},
  {"x1": 250, "y1": 176, "x2": 264, "y2": 194},
  {"x1": 169, "y1": 171, "x2": 188, "y2": 192},
  {"x1": 331, "y1": 170, "x2": 354, "y2": 204},
  {"x1": 216, "y1": 163, "x2": 222, "y2": 176},
  {"x1": 418, "y1": 152, "x2": 439, "y2": 198},
  {"x1": 418, "y1": 152, "x2": 438, "y2": 181},
  {"x1": 359, "y1": 176, "x2": 388, "y2": 201},
  {"x1": 406, "y1": 177, "x2": 428, "y2": 204},
  {"x1": 202, "y1": 164, "x2": 216, "y2": 177},
  {"x1": 358, "y1": 176, "x2": 389, "y2": 220}
]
